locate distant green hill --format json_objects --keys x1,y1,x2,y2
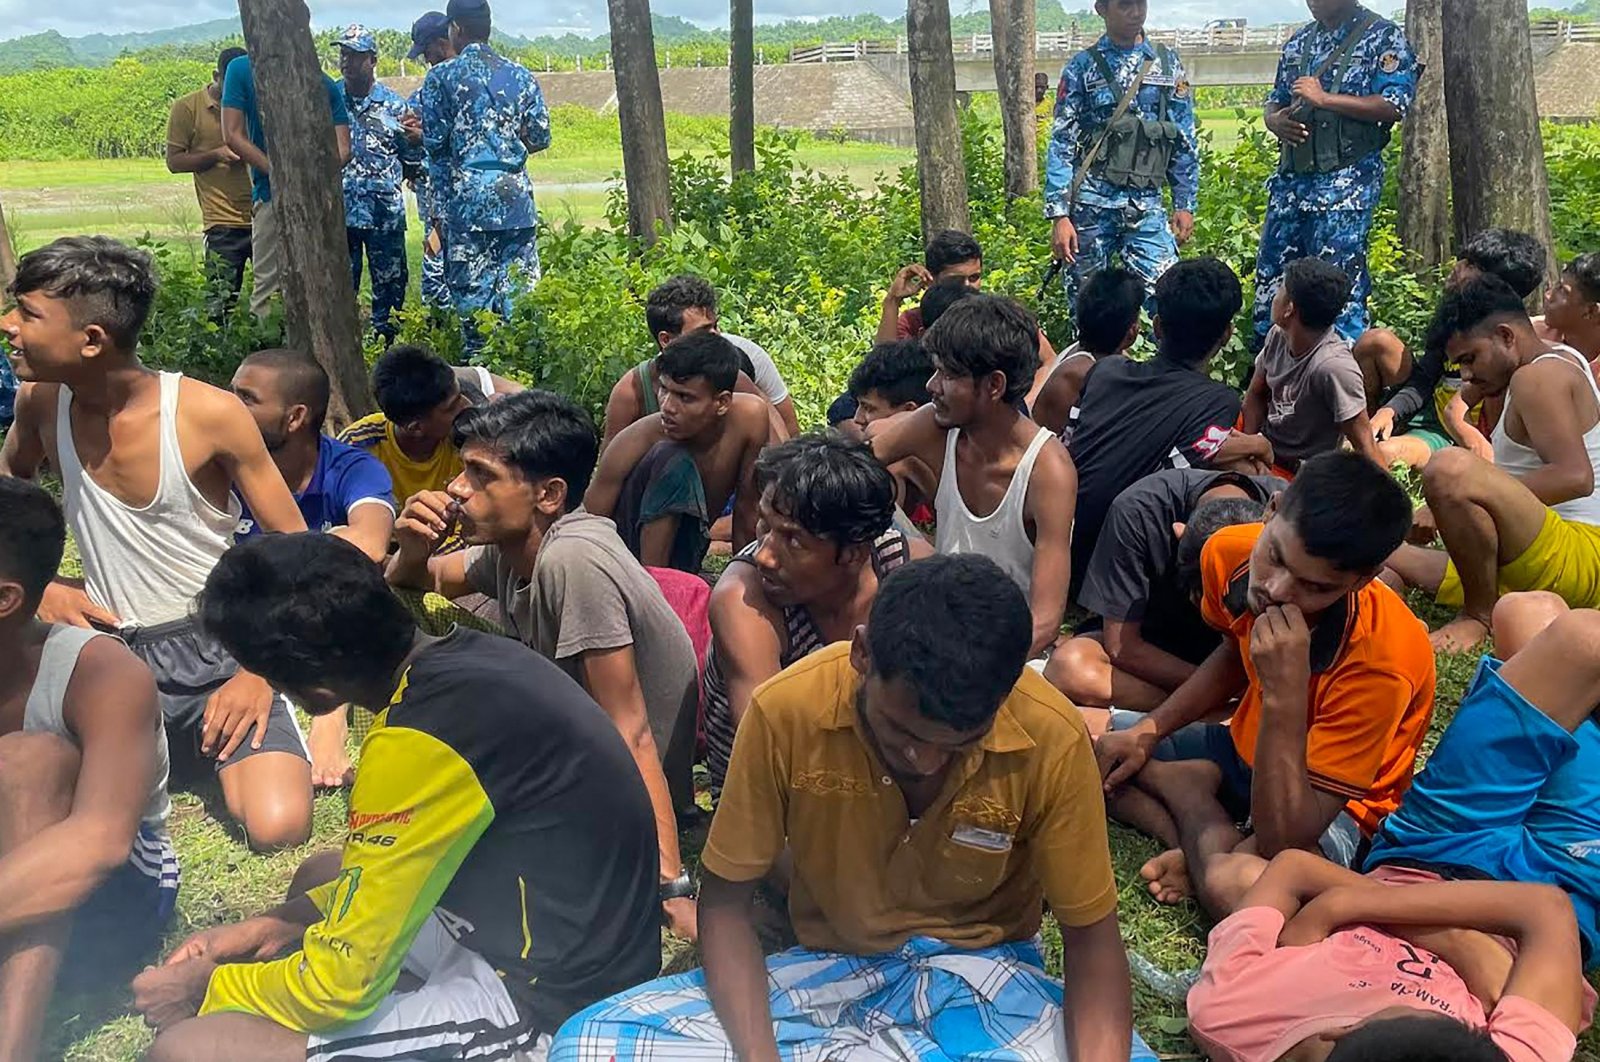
[{"x1": 0, "y1": 17, "x2": 243, "y2": 71}]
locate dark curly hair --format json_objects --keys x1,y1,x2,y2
[{"x1": 754, "y1": 432, "x2": 895, "y2": 547}]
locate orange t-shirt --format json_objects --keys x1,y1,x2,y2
[{"x1": 1199, "y1": 523, "x2": 1436, "y2": 835}]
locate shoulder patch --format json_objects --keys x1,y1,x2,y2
[{"x1": 1379, "y1": 51, "x2": 1400, "y2": 74}]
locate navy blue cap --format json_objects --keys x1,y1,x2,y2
[
  {"x1": 408, "y1": 11, "x2": 450, "y2": 58},
  {"x1": 444, "y1": 0, "x2": 490, "y2": 21}
]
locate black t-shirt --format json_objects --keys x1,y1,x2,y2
[
  {"x1": 1066, "y1": 356, "x2": 1243, "y2": 593},
  {"x1": 1077, "y1": 469, "x2": 1283, "y2": 663}
]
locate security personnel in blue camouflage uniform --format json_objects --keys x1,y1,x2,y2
[
  {"x1": 337, "y1": 24, "x2": 421, "y2": 345},
  {"x1": 419, "y1": 0, "x2": 551, "y2": 357},
  {"x1": 406, "y1": 11, "x2": 454, "y2": 310},
  {"x1": 1253, "y1": 0, "x2": 1418, "y2": 348},
  {"x1": 1045, "y1": 0, "x2": 1199, "y2": 309}
]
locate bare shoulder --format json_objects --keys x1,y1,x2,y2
[
  {"x1": 603, "y1": 413, "x2": 665, "y2": 468},
  {"x1": 729, "y1": 393, "x2": 773, "y2": 437},
  {"x1": 12, "y1": 379, "x2": 61, "y2": 427},
  {"x1": 1026, "y1": 433, "x2": 1078, "y2": 515},
  {"x1": 178, "y1": 375, "x2": 252, "y2": 427},
  {"x1": 710, "y1": 557, "x2": 772, "y2": 617}
]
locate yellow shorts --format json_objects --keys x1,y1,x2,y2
[{"x1": 1438, "y1": 508, "x2": 1600, "y2": 609}]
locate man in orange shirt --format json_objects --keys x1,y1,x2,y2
[{"x1": 1094, "y1": 452, "x2": 1434, "y2": 917}]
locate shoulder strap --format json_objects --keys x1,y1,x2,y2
[
  {"x1": 1316, "y1": 11, "x2": 1379, "y2": 84},
  {"x1": 1070, "y1": 52, "x2": 1156, "y2": 209},
  {"x1": 1156, "y1": 44, "x2": 1173, "y2": 121},
  {"x1": 1086, "y1": 46, "x2": 1119, "y2": 92}
]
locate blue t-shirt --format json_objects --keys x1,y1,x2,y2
[
  {"x1": 221, "y1": 54, "x2": 352, "y2": 204},
  {"x1": 236, "y1": 435, "x2": 394, "y2": 537}
]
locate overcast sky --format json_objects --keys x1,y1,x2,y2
[{"x1": 0, "y1": 0, "x2": 1567, "y2": 43}]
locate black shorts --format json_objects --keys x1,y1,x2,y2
[{"x1": 122, "y1": 617, "x2": 308, "y2": 773}]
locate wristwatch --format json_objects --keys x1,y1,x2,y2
[{"x1": 660, "y1": 873, "x2": 697, "y2": 901}]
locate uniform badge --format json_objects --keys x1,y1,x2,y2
[
  {"x1": 1175, "y1": 77, "x2": 1191, "y2": 98},
  {"x1": 1379, "y1": 51, "x2": 1400, "y2": 73}
]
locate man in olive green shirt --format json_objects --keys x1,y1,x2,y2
[{"x1": 166, "y1": 47, "x2": 254, "y2": 305}]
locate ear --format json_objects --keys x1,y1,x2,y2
[
  {"x1": 837, "y1": 539, "x2": 871, "y2": 569},
  {"x1": 1121, "y1": 319, "x2": 1140, "y2": 351},
  {"x1": 848, "y1": 625, "x2": 871, "y2": 677},
  {"x1": 534, "y1": 476, "x2": 568, "y2": 516},
  {"x1": 1172, "y1": 521, "x2": 1187, "y2": 540},
  {"x1": 715, "y1": 390, "x2": 734, "y2": 416},
  {"x1": 285, "y1": 403, "x2": 311, "y2": 434},
  {"x1": 1211, "y1": 321, "x2": 1236, "y2": 359},
  {"x1": 985, "y1": 369, "x2": 1009, "y2": 403},
  {"x1": 1261, "y1": 494, "x2": 1280, "y2": 521},
  {"x1": 0, "y1": 582, "x2": 25, "y2": 623},
  {"x1": 80, "y1": 323, "x2": 110, "y2": 361},
  {"x1": 655, "y1": 330, "x2": 675, "y2": 350}
]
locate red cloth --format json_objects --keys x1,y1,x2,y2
[{"x1": 646, "y1": 566, "x2": 713, "y2": 750}]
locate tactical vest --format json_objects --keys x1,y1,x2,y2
[
  {"x1": 1281, "y1": 12, "x2": 1392, "y2": 175},
  {"x1": 1084, "y1": 45, "x2": 1183, "y2": 191}
]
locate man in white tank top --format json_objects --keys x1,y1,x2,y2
[
  {"x1": 1387, "y1": 275, "x2": 1600, "y2": 653},
  {"x1": 0, "y1": 480, "x2": 176, "y2": 1062},
  {"x1": 0, "y1": 236, "x2": 315, "y2": 852},
  {"x1": 870, "y1": 294, "x2": 1078, "y2": 657}
]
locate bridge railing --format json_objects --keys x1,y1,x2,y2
[{"x1": 790, "y1": 21, "x2": 1600, "y2": 63}]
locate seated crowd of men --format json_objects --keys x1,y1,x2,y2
[{"x1": 1, "y1": 220, "x2": 1599, "y2": 1062}]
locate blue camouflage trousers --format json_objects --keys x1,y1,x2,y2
[
  {"x1": 420, "y1": 231, "x2": 448, "y2": 309},
  {"x1": 1068, "y1": 202, "x2": 1179, "y2": 313},
  {"x1": 445, "y1": 226, "x2": 541, "y2": 358},
  {"x1": 347, "y1": 227, "x2": 408, "y2": 343},
  {"x1": 1252, "y1": 197, "x2": 1376, "y2": 350}
]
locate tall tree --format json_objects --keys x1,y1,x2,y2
[
  {"x1": 0, "y1": 191, "x2": 16, "y2": 294},
  {"x1": 1440, "y1": 0, "x2": 1556, "y2": 281},
  {"x1": 607, "y1": 0, "x2": 674, "y2": 242},
  {"x1": 238, "y1": 0, "x2": 371, "y2": 426},
  {"x1": 989, "y1": 0, "x2": 1038, "y2": 198},
  {"x1": 1398, "y1": 0, "x2": 1449, "y2": 270},
  {"x1": 730, "y1": 0, "x2": 755, "y2": 173},
  {"x1": 906, "y1": 0, "x2": 971, "y2": 239}
]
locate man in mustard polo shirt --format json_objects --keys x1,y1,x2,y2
[
  {"x1": 553, "y1": 554, "x2": 1154, "y2": 1062},
  {"x1": 166, "y1": 47, "x2": 254, "y2": 306}
]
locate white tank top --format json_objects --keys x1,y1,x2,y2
[
  {"x1": 1493, "y1": 344, "x2": 1600, "y2": 526},
  {"x1": 56, "y1": 372, "x2": 242, "y2": 628},
  {"x1": 25, "y1": 625, "x2": 171, "y2": 838},
  {"x1": 934, "y1": 426, "x2": 1054, "y2": 596}
]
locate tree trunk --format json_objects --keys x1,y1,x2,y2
[
  {"x1": 0, "y1": 191, "x2": 16, "y2": 294},
  {"x1": 1440, "y1": 0, "x2": 1556, "y2": 284},
  {"x1": 1397, "y1": 0, "x2": 1450, "y2": 270},
  {"x1": 730, "y1": 0, "x2": 755, "y2": 174},
  {"x1": 990, "y1": 0, "x2": 1038, "y2": 198},
  {"x1": 606, "y1": 0, "x2": 674, "y2": 242},
  {"x1": 237, "y1": 0, "x2": 371, "y2": 427},
  {"x1": 906, "y1": 0, "x2": 971, "y2": 240}
]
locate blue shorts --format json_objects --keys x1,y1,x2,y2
[
  {"x1": 60, "y1": 846, "x2": 178, "y2": 990},
  {"x1": 1367, "y1": 656, "x2": 1600, "y2": 965},
  {"x1": 1109, "y1": 710, "x2": 1365, "y2": 867}
]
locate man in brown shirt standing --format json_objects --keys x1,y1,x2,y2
[{"x1": 166, "y1": 47, "x2": 254, "y2": 308}]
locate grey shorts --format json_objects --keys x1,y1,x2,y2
[
  {"x1": 122, "y1": 617, "x2": 308, "y2": 772},
  {"x1": 1108, "y1": 709, "x2": 1366, "y2": 868}
]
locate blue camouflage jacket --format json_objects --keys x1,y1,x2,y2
[
  {"x1": 1266, "y1": 6, "x2": 1418, "y2": 212},
  {"x1": 1044, "y1": 35, "x2": 1200, "y2": 219},
  {"x1": 419, "y1": 42, "x2": 551, "y2": 233},
  {"x1": 407, "y1": 84, "x2": 435, "y2": 223},
  {"x1": 340, "y1": 79, "x2": 418, "y2": 231}
]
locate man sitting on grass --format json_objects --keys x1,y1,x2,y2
[
  {"x1": 1386, "y1": 277, "x2": 1600, "y2": 652},
  {"x1": 846, "y1": 338, "x2": 935, "y2": 523},
  {"x1": 384, "y1": 389, "x2": 701, "y2": 941},
  {"x1": 0, "y1": 480, "x2": 175, "y2": 1062},
  {"x1": 132, "y1": 533, "x2": 662, "y2": 1062},
  {"x1": 586, "y1": 330, "x2": 770, "y2": 572},
  {"x1": 554, "y1": 554, "x2": 1153, "y2": 1062},
  {"x1": 1235, "y1": 257, "x2": 1384, "y2": 474},
  {"x1": 870, "y1": 294, "x2": 1076, "y2": 657},
  {"x1": 1030, "y1": 266, "x2": 1144, "y2": 436},
  {"x1": 1046, "y1": 469, "x2": 1282, "y2": 714},
  {"x1": 601, "y1": 274, "x2": 798, "y2": 446},
  {"x1": 2, "y1": 236, "x2": 312, "y2": 852},
  {"x1": 700, "y1": 432, "x2": 928, "y2": 794},
  {"x1": 338, "y1": 344, "x2": 520, "y2": 533},
  {"x1": 231, "y1": 347, "x2": 396, "y2": 789},
  {"x1": 1160, "y1": 599, "x2": 1600, "y2": 1060},
  {"x1": 1098, "y1": 453, "x2": 1434, "y2": 901}
]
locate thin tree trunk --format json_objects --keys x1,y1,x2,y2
[
  {"x1": 906, "y1": 0, "x2": 971, "y2": 239},
  {"x1": 0, "y1": 191, "x2": 16, "y2": 294},
  {"x1": 1398, "y1": 0, "x2": 1449, "y2": 270},
  {"x1": 1440, "y1": 0, "x2": 1556, "y2": 285},
  {"x1": 238, "y1": 0, "x2": 371, "y2": 426},
  {"x1": 607, "y1": 0, "x2": 674, "y2": 242},
  {"x1": 990, "y1": 0, "x2": 1038, "y2": 198},
  {"x1": 730, "y1": 0, "x2": 755, "y2": 174}
]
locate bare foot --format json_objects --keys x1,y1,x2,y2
[
  {"x1": 1141, "y1": 848, "x2": 1193, "y2": 905},
  {"x1": 1431, "y1": 614, "x2": 1490, "y2": 654}
]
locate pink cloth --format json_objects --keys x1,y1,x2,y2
[
  {"x1": 646, "y1": 566, "x2": 712, "y2": 748},
  {"x1": 1187, "y1": 904, "x2": 1579, "y2": 1062}
]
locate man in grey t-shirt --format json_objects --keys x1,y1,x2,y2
[
  {"x1": 384, "y1": 390, "x2": 702, "y2": 942},
  {"x1": 1234, "y1": 258, "x2": 1385, "y2": 472}
]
